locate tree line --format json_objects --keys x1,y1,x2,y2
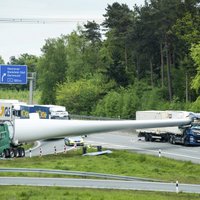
[{"x1": 0, "y1": 0, "x2": 200, "y2": 118}]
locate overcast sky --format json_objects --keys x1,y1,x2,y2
[{"x1": 0, "y1": 0, "x2": 144, "y2": 63}]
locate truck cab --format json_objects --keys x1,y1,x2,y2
[
  {"x1": 0, "y1": 123, "x2": 11, "y2": 157},
  {"x1": 0, "y1": 102, "x2": 25, "y2": 158},
  {"x1": 34, "y1": 105, "x2": 70, "y2": 120},
  {"x1": 169, "y1": 124, "x2": 200, "y2": 145}
]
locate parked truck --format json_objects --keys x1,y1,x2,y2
[
  {"x1": 20, "y1": 105, "x2": 35, "y2": 119},
  {"x1": 3, "y1": 99, "x2": 70, "y2": 120},
  {"x1": 0, "y1": 103, "x2": 25, "y2": 158},
  {"x1": 34, "y1": 105, "x2": 69, "y2": 119},
  {"x1": 136, "y1": 110, "x2": 200, "y2": 146}
]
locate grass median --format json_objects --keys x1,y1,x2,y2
[{"x1": 0, "y1": 148, "x2": 200, "y2": 184}]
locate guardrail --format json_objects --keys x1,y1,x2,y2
[
  {"x1": 0, "y1": 168, "x2": 160, "y2": 182},
  {"x1": 69, "y1": 114, "x2": 123, "y2": 120}
]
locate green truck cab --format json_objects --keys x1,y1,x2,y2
[
  {"x1": 0, "y1": 103, "x2": 25, "y2": 158},
  {"x1": 0, "y1": 122, "x2": 25, "y2": 158},
  {"x1": 0, "y1": 123, "x2": 11, "y2": 157}
]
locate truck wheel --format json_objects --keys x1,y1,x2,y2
[
  {"x1": 169, "y1": 136, "x2": 173, "y2": 144},
  {"x1": 9, "y1": 149, "x2": 15, "y2": 158},
  {"x1": 1, "y1": 151, "x2": 6, "y2": 158},
  {"x1": 5, "y1": 149, "x2": 10, "y2": 158},
  {"x1": 21, "y1": 148, "x2": 25, "y2": 157},
  {"x1": 165, "y1": 134, "x2": 170, "y2": 143},
  {"x1": 184, "y1": 139, "x2": 188, "y2": 146},
  {"x1": 18, "y1": 148, "x2": 25, "y2": 157},
  {"x1": 14, "y1": 149, "x2": 19, "y2": 157}
]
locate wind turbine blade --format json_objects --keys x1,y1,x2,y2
[{"x1": 14, "y1": 118, "x2": 191, "y2": 143}]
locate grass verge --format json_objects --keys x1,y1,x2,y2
[
  {"x1": 0, "y1": 186, "x2": 200, "y2": 200},
  {"x1": 0, "y1": 149, "x2": 200, "y2": 184}
]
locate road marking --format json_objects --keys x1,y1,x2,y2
[
  {"x1": 85, "y1": 140, "x2": 200, "y2": 161},
  {"x1": 25, "y1": 141, "x2": 41, "y2": 153}
]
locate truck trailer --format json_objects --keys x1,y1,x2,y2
[
  {"x1": 34, "y1": 105, "x2": 70, "y2": 119},
  {"x1": 136, "y1": 110, "x2": 200, "y2": 145}
]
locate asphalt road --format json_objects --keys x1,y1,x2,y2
[
  {"x1": 28, "y1": 131, "x2": 200, "y2": 164},
  {"x1": 1, "y1": 177, "x2": 200, "y2": 193},
  {"x1": 84, "y1": 131, "x2": 200, "y2": 164},
  {"x1": 2, "y1": 130, "x2": 200, "y2": 193}
]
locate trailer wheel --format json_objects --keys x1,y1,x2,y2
[
  {"x1": 21, "y1": 148, "x2": 25, "y2": 157},
  {"x1": 145, "y1": 134, "x2": 149, "y2": 141},
  {"x1": 170, "y1": 136, "x2": 176, "y2": 145},
  {"x1": 18, "y1": 148, "x2": 25, "y2": 157},
  {"x1": 149, "y1": 134, "x2": 154, "y2": 142},
  {"x1": 14, "y1": 149, "x2": 19, "y2": 157}
]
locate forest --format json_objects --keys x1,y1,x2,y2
[{"x1": 0, "y1": 0, "x2": 200, "y2": 119}]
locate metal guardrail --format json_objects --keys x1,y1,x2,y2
[
  {"x1": 0, "y1": 168, "x2": 161, "y2": 182},
  {"x1": 69, "y1": 114, "x2": 123, "y2": 120}
]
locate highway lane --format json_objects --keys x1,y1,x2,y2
[
  {"x1": 26, "y1": 139, "x2": 75, "y2": 157},
  {"x1": 84, "y1": 131, "x2": 200, "y2": 164},
  {"x1": 27, "y1": 131, "x2": 200, "y2": 163},
  {"x1": 1, "y1": 177, "x2": 200, "y2": 193}
]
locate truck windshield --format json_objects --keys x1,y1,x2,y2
[
  {"x1": 4, "y1": 121, "x2": 14, "y2": 139},
  {"x1": 192, "y1": 125, "x2": 200, "y2": 129}
]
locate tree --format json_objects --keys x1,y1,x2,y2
[
  {"x1": 66, "y1": 26, "x2": 103, "y2": 81},
  {"x1": 83, "y1": 21, "x2": 101, "y2": 44},
  {"x1": 190, "y1": 43, "x2": 200, "y2": 93},
  {"x1": 9, "y1": 54, "x2": 38, "y2": 72},
  {"x1": 102, "y1": 2, "x2": 134, "y2": 86},
  {"x1": 0, "y1": 56, "x2": 4, "y2": 64},
  {"x1": 37, "y1": 36, "x2": 68, "y2": 104},
  {"x1": 65, "y1": 30, "x2": 86, "y2": 81},
  {"x1": 173, "y1": 12, "x2": 200, "y2": 47},
  {"x1": 56, "y1": 74, "x2": 115, "y2": 115}
]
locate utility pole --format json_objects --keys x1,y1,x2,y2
[{"x1": 28, "y1": 72, "x2": 36, "y2": 105}]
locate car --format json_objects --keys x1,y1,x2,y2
[{"x1": 64, "y1": 136, "x2": 84, "y2": 146}]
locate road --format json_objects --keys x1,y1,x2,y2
[
  {"x1": 2, "y1": 130, "x2": 200, "y2": 193},
  {"x1": 1, "y1": 177, "x2": 200, "y2": 193},
  {"x1": 85, "y1": 131, "x2": 200, "y2": 164},
  {"x1": 28, "y1": 131, "x2": 200, "y2": 164}
]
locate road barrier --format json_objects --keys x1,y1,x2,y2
[
  {"x1": 159, "y1": 149, "x2": 161, "y2": 157},
  {"x1": 29, "y1": 149, "x2": 32, "y2": 158},
  {"x1": 54, "y1": 146, "x2": 57, "y2": 155},
  {"x1": 64, "y1": 145, "x2": 66, "y2": 153},
  {"x1": 176, "y1": 181, "x2": 179, "y2": 193},
  {"x1": 39, "y1": 147, "x2": 42, "y2": 157}
]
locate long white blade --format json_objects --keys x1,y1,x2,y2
[{"x1": 14, "y1": 118, "x2": 191, "y2": 143}]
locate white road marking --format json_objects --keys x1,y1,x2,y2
[{"x1": 85, "y1": 139, "x2": 200, "y2": 161}]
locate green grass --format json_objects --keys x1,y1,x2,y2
[
  {"x1": 1, "y1": 149, "x2": 200, "y2": 184},
  {"x1": 0, "y1": 186, "x2": 200, "y2": 200},
  {"x1": 23, "y1": 142, "x2": 35, "y2": 150},
  {"x1": 0, "y1": 89, "x2": 41, "y2": 103}
]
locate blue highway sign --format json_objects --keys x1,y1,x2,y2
[{"x1": 0, "y1": 65, "x2": 27, "y2": 84}]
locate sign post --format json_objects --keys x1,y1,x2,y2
[{"x1": 0, "y1": 65, "x2": 27, "y2": 84}]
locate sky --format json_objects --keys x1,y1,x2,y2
[{"x1": 0, "y1": 0, "x2": 144, "y2": 63}]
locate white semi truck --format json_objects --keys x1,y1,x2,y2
[{"x1": 136, "y1": 110, "x2": 200, "y2": 145}]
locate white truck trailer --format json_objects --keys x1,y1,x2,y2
[{"x1": 136, "y1": 110, "x2": 200, "y2": 145}]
